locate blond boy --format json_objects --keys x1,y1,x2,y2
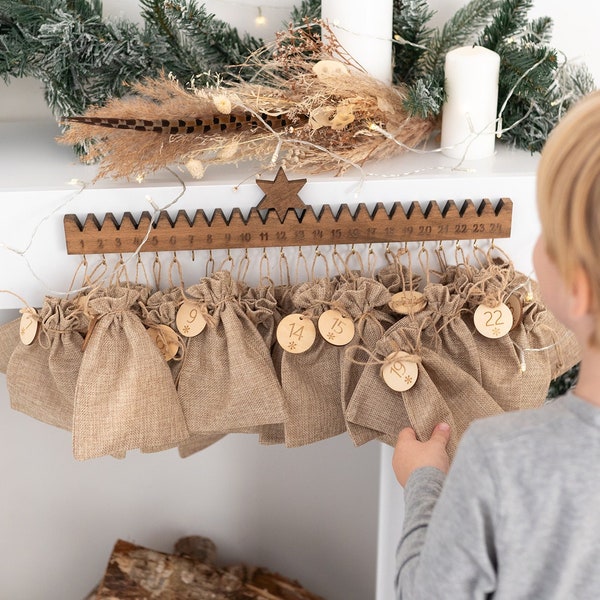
[{"x1": 393, "y1": 90, "x2": 600, "y2": 599}]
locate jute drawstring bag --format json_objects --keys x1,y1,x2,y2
[
  {"x1": 457, "y1": 259, "x2": 552, "y2": 412},
  {"x1": 418, "y1": 282, "x2": 484, "y2": 385},
  {"x1": 507, "y1": 274, "x2": 581, "y2": 409},
  {"x1": 72, "y1": 285, "x2": 188, "y2": 460},
  {"x1": 7, "y1": 296, "x2": 86, "y2": 431},
  {"x1": 346, "y1": 318, "x2": 503, "y2": 459},
  {"x1": 258, "y1": 283, "x2": 300, "y2": 445},
  {"x1": 332, "y1": 275, "x2": 395, "y2": 445},
  {"x1": 279, "y1": 276, "x2": 347, "y2": 446},
  {"x1": 141, "y1": 287, "x2": 185, "y2": 384},
  {"x1": 0, "y1": 318, "x2": 21, "y2": 373},
  {"x1": 177, "y1": 270, "x2": 286, "y2": 434}
]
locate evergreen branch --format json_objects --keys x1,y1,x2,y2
[
  {"x1": 478, "y1": 0, "x2": 532, "y2": 51},
  {"x1": 523, "y1": 16, "x2": 553, "y2": 45},
  {"x1": 288, "y1": 0, "x2": 320, "y2": 25},
  {"x1": 392, "y1": 0, "x2": 435, "y2": 86},
  {"x1": 403, "y1": 75, "x2": 444, "y2": 118}
]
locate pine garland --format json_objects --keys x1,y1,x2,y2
[{"x1": 0, "y1": 0, "x2": 595, "y2": 156}]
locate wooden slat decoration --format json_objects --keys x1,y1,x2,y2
[{"x1": 63, "y1": 198, "x2": 512, "y2": 255}]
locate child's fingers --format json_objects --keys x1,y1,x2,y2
[{"x1": 429, "y1": 422, "x2": 451, "y2": 448}]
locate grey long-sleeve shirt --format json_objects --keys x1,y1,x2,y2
[{"x1": 396, "y1": 392, "x2": 600, "y2": 599}]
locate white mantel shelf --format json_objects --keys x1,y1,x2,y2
[{"x1": 0, "y1": 118, "x2": 540, "y2": 311}]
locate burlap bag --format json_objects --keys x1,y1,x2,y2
[
  {"x1": 418, "y1": 282, "x2": 484, "y2": 385},
  {"x1": 457, "y1": 260, "x2": 556, "y2": 412},
  {"x1": 141, "y1": 287, "x2": 185, "y2": 384},
  {"x1": 177, "y1": 271, "x2": 286, "y2": 434},
  {"x1": 278, "y1": 277, "x2": 347, "y2": 447},
  {"x1": 259, "y1": 283, "x2": 300, "y2": 445},
  {"x1": 332, "y1": 275, "x2": 395, "y2": 445},
  {"x1": 507, "y1": 274, "x2": 581, "y2": 409},
  {"x1": 0, "y1": 317, "x2": 21, "y2": 373},
  {"x1": 346, "y1": 317, "x2": 503, "y2": 459},
  {"x1": 72, "y1": 285, "x2": 188, "y2": 460},
  {"x1": 7, "y1": 297, "x2": 86, "y2": 431}
]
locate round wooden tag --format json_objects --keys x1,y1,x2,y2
[
  {"x1": 276, "y1": 313, "x2": 316, "y2": 354},
  {"x1": 19, "y1": 308, "x2": 39, "y2": 346},
  {"x1": 505, "y1": 293, "x2": 523, "y2": 331},
  {"x1": 382, "y1": 351, "x2": 419, "y2": 392},
  {"x1": 388, "y1": 291, "x2": 427, "y2": 315},
  {"x1": 147, "y1": 324, "x2": 180, "y2": 361},
  {"x1": 474, "y1": 302, "x2": 514, "y2": 339},
  {"x1": 318, "y1": 309, "x2": 355, "y2": 346},
  {"x1": 176, "y1": 301, "x2": 207, "y2": 337}
]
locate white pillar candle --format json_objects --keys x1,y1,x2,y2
[
  {"x1": 321, "y1": 0, "x2": 393, "y2": 84},
  {"x1": 440, "y1": 46, "x2": 501, "y2": 160}
]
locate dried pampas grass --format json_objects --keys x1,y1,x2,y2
[{"x1": 58, "y1": 23, "x2": 437, "y2": 180}]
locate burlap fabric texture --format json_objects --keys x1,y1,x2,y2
[
  {"x1": 0, "y1": 252, "x2": 582, "y2": 461},
  {"x1": 346, "y1": 282, "x2": 504, "y2": 458},
  {"x1": 7, "y1": 297, "x2": 85, "y2": 431},
  {"x1": 0, "y1": 317, "x2": 21, "y2": 373},
  {"x1": 176, "y1": 271, "x2": 286, "y2": 434},
  {"x1": 72, "y1": 286, "x2": 188, "y2": 460},
  {"x1": 456, "y1": 260, "x2": 580, "y2": 412},
  {"x1": 278, "y1": 276, "x2": 347, "y2": 446}
]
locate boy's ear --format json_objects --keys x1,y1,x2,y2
[{"x1": 570, "y1": 266, "x2": 593, "y2": 318}]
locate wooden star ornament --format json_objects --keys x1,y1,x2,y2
[{"x1": 256, "y1": 167, "x2": 307, "y2": 218}]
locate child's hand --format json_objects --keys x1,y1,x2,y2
[{"x1": 392, "y1": 423, "x2": 451, "y2": 487}]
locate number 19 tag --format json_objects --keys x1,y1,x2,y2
[
  {"x1": 382, "y1": 351, "x2": 419, "y2": 392},
  {"x1": 474, "y1": 302, "x2": 513, "y2": 339}
]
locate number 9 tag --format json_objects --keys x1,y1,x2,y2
[
  {"x1": 176, "y1": 301, "x2": 207, "y2": 338},
  {"x1": 474, "y1": 302, "x2": 513, "y2": 339}
]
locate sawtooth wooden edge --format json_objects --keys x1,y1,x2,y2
[{"x1": 63, "y1": 198, "x2": 512, "y2": 255}]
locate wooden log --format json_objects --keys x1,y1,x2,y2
[{"x1": 94, "y1": 539, "x2": 324, "y2": 600}]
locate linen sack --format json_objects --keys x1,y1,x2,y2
[
  {"x1": 0, "y1": 317, "x2": 21, "y2": 373},
  {"x1": 72, "y1": 286, "x2": 188, "y2": 460},
  {"x1": 346, "y1": 317, "x2": 503, "y2": 459},
  {"x1": 259, "y1": 283, "x2": 301, "y2": 445},
  {"x1": 333, "y1": 275, "x2": 395, "y2": 445},
  {"x1": 7, "y1": 297, "x2": 86, "y2": 431},
  {"x1": 177, "y1": 271, "x2": 286, "y2": 434},
  {"x1": 507, "y1": 274, "x2": 581, "y2": 409},
  {"x1": 457, "y1": 260, "x2": 554, "y2": 411},
  {"x1": 278, "y1": 277, "x2": 347, "y2": 447}
]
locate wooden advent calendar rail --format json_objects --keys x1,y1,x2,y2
[{"x1": 63, "y1": 169, "x2": 513, "y2": 255}]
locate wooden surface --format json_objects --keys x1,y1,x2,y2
[{"x1": 63, "y1": 197, "x2": 513, "y2": 255}]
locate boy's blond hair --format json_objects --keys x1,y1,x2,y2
[{"x1": 536, "y1": 90, "x2": 600, "y2": 347}]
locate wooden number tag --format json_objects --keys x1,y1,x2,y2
[
  {"x1": 318, "y1": 309, "x2": 355, "y2": 346},
  {"x1": 388, "y1": 291, "x2": 427, "y2": 315},
  {"x1": 147, "y1": 325, "x2": 180, "y2": 361},
  {"x1": 505, "y1": 293, "x2": 523, "y2": 331},
  {"x1": 382, "y1": 351, "x2": 419, "y2": 392},
  {"x1": 474, "y1": 302, "x2": 513, "y2": 339},
  {"x1": 176, "y1": 301, "x2": 207, "y2": 338},
  {"x1": 276, "y1": 313, "x2": 316, "y2": 354},
  {"x1": 19, "y1": 308, "x2": 39, "y2": 346}
]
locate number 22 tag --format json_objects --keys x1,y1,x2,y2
[{"x1": 474, "y1": 302, "x2": 513, "y2": 339}]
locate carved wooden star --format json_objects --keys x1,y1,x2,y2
[{"x1": 256, "y1": 167, "x2": 307, "y2": 217}]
